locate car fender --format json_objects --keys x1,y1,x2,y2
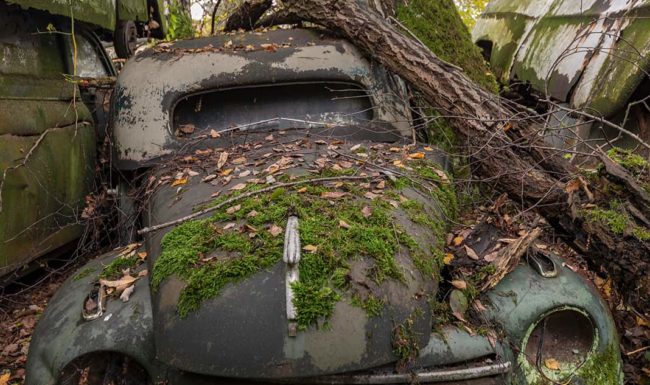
[{"x1": 25, "y1": 249, "x2": 157, "y2": 385}]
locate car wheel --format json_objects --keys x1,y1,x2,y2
[
  {"x1": 115, "y1": 20, "x2": 138, "y2": 59},
  {"x1": 58, "y1": 352, "x2": 150, "y2": 385}
]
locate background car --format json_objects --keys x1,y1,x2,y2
[
  {"x1": 7, "y1": 0, "x2": 167, "y2": 58},
  {"x1": 0, "y1": 1, "x2": 116, "y2": 280},
  {"x1": 27, "y1": 28, "x2": 623, "y2": 385},
  {"x1": 472, "y1": 0, "x2": 650, "y2": 153}
]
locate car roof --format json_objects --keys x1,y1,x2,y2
[
  {"x1": 473, "y1": 0, "x2": 650, "y2": 117},
  {"x1": 113, "y1": 28, "x2": 413, "y2": 168}
]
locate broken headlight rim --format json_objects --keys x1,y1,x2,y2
[
  {"x1": 82, "y1": 283, "x2": 106, "y2": 321},
  {"x1": 520, "y1": 307, "x2": 597, "y2": 383}
]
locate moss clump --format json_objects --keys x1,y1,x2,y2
[
  {"x1": 396, "y1": 0, "x2": 498, "y2": 92},
  {"x1": 574, "y1": 345, "x2": 623, "y2": 385},
  {"x1": 73, "y1": 267, "x2": 96, "y2": 281},
  {"x1": 153, "y1": 175, "x2": 447, "y2": 326},
  {"x1": 392, "y1": 317, "x2": 420, "y2": 370},
  {"x1": 607, "y1": 147, "x2": 648, "y2": 175},
  {"x1": 100, "y1": 255, "x2": 139, "y2": 280},
  {"x1": 585, "y1": 200, "x2": 649, "y2": 241},
  {"x1": 351, "y1": 294, "x2": 386, "y2": 317}
]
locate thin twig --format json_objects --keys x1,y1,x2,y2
[{"x1": 137, "y1": 175, "x2": 375, "y2": 235}]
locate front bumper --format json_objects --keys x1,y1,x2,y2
[{"x1": 26, "y1": 252, "x2": 621, "y2": 385}]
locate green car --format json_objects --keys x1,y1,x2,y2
[
  {"x1": 7, "y1": 0, "x2": 167, "y2": 58},
  {"x1": 473, "y1": 0, "x2": 650, "y2": 151},
  {"x1": 26, "y1": 28, "x2": 623, "y2": 385},
  {"x1": 0, "y1": 1, "x2": 116, "y2": 279}
]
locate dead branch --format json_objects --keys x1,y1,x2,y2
[
  {"x1": 137, "y1": 175, "x2": 375, "y2": 235},
  {"x1": 224, "y1": 0, "x2": 272, "y2": 32}
]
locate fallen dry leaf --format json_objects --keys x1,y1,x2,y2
[
  {"x1": 321, "y1": 191, "x2": 346, "y2": 199},
  {"x1": 203, "y1": 174, "x2": 217, "y2": 183},
  {"x1": 226, "y1": 204, "x2": 241, "y2": 214},
  {"x1": 408, "y1": 152, "x2": 425, "y2": 159},
  {"x1": 364, "y1": 191, "x2": 379, "y2": 200},
  {"x1": 269, "y1": 225, "x2": 283, "y2": 237},
  {"x1": 178, "y1": 124, "x2": 195, "y2": 134},
  {"x1": 361, "y1": 206, "x2": 373, "y2": 218},
  {"x1": 453, "y1": 236, "x2": 464, "y2": 246},
  {"x1": 297, "y1": 187, "x2": 307, "y2": 193},
  {"x1": 303, "y1": 245, "x2": 318, "y2": 253},
  {"x1": 464, "y1": 245, "x2": 480, "y2": 260},
  {"x1": 451, "y1": 280, "x2": 467, "y2": 290},
  {"x1": 0, "y1": 372, "x2": 10, "y2": 385},
  {"x1": 247, "y1": 210, "x2": 259, "y2": 218},
  {"x1": 544, "y1": 358, "x2": 561, "y2": 371},
  {"x1": 339, "y1": 220, "x2": 351, "y2": 229},
  {"x1": 99, "y1": 274, "x2": 137, "y2": 294},
  {"x1": 443, "y1": 253, "x2": 455, "y2": 265},
  {"x1": 120, "y1": 285, "x2": 135, "y2": 302},
  {"x1": 171, "y1": 178, "x2": 188, "y2": 187},
  {"x1": 230, "y1": 183, "x2": 247, "y2": 191},
  {"x1": 210, "y1": 129, "x2": 220, "y2": 138},
  {"x1": 137, "y1": 252, "x2": 147, "y2": 260},
  {"x1": 217, "y1": 152, "x2": 229, "y2": 169}
]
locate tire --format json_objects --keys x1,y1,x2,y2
[{"x1": 115, "y1": 20, "x2": 138, "y2": 59}]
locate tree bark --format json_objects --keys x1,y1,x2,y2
[{"x1": 281, "y1": 0, "x2": 650, "y2": 314}]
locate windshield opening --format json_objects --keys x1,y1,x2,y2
[{"x1": 172, "y1": 82, "x2": 378, "y2": 135}]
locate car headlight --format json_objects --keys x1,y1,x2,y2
[{"x1": 521, "y1": 308, "x2": 597, "y2": 382}]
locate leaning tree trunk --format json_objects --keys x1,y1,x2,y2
[{"x1": 281, "y1": 0, "x2": 650, "y2": 314}]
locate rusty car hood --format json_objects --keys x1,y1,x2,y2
[{"x1": 141, "y1": 130, "x2": 452, "y2": 377}]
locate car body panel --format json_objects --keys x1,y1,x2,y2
[
  {"x1": 112, "y1": 29, "x2": 414, "y2": 168},
  {"x1": 0, "y1": 2, "x2": 99, "y2": 276},
  {"x1": 142, "y1": 136, "x2": 446, "y2": 377},
  {"x1": 7, "y1": 0, "x2": 118, "y2": 30},
  {"x1": 473, "y1": 0, "x2": 650, "y2": 117},
  {"x1": 27, "y1": 248, "x2": 620, "y2": 384}
]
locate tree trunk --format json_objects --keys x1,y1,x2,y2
[{"x1": 282, "y1": 0, "x2": 650, "y2": 314}]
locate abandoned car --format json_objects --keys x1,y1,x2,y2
[
  {"x1": 26, "y1": 29, "x2": 623, "y2": 384},
  {"x1": 6, "y1": 0, "x2": 167, "y2": 58},
  {"x1": 0, "y1": 1, "x2": 115, "y2": 280},
  {"x1": 473, "y1": 0, "x2": 650, "y2": 152}
]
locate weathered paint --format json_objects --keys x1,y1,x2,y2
[
  {"x1": 113, "y1": 29, "x2": 414, "y2": 167},
  {"x1": 485, "y1": 254, "x2": 623, "y2": 384},
  {"x1": 474, "y1": 0, "x2": 650, "y2": 118},
  {"x1": 117, "y1": 0, "x2": 148, "y2": 22},
  {"x1": 0, "y1": 122, "x2": 96, "y2": 275},
  {"x1": 7, "y1": 0, "x2": 118, "y2": 30},
  {"x1": 0, "y1": 3, "x2": 97, "y2": 276}
]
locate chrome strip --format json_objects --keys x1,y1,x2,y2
[
  {"x1": 284, "y1": 216, "x2": 301, "y2": 336},
  {"x1": 301, "y1": 362, "x2": 511, "y2": 384}
]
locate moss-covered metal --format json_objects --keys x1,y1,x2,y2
[
  {"x1": 0, "y1": 3, "x2": 97, "y2": 276},
  {"x1": 474, "y1": 0, "x2": 650, "y2": 118},
  {"x1": 152, "y1": 162, "x2": 456, "y2": 326}
]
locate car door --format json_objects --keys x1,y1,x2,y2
[{"x1": 0, "y1": 3, "x2": 107, "y2": 278}]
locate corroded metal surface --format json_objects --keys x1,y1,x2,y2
[
  {"x1": 0, "y1": 3, "x2": 97, "y2": 276},
  {"x1": 474, "y1": 0, "x2": 650, "y2": 117},
  {"x1": 112, "y1": 29, "x2": 414, "y2": 167}
]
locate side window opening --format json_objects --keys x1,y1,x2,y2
[{"x1": 476, "y1": 40, "x2": 494, "y2": 63}]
